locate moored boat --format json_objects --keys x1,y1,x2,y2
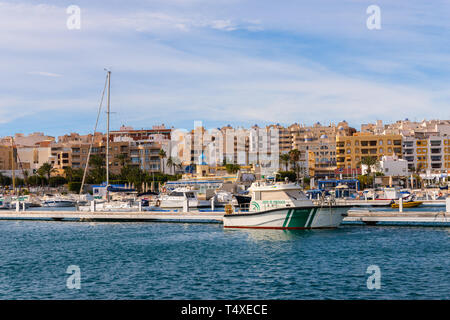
[
  {"x1": 391, "y1": 201, "x2": 423, "y2": 208},
  {"x1": 223, "y1": 181, "x2": 349, "y2": 229}
]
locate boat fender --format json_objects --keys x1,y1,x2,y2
[{"x1": 155, "y1": 200, "x2": 161, "y2": 207}]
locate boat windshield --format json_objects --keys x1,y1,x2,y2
[{"x1": 285, "y1": 190, "x2": 309, "y2": 201}]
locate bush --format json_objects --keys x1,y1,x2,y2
[
  {"x1": 276, "y1": 171, "x2": 297, "y2": 182},
  {"x1": 49, "y1": 176, "x2": 67, "y2": 187},
  {"x1": 68, "y1": 182, "x2": 82, "y2": 193}
]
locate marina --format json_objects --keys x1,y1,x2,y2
[{"x1": 0, "y1": 205, "x2": 449, "y2": 227}]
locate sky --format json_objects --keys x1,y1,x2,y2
[{"x1": 0, "y1": 0, "x2": 449, "y2": 137}]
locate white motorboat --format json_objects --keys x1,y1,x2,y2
[
  {"x1": 213, "y1": 190, "x2": 238, "y2": 207},
  {"x1": 42, "y1": 198, "x2": 76, "y2": 207},
  {"x1": 223, "y1": 181, "x2": 349, "y2": 230},
  {"x1": 77, "y1": 199, "x2": 140, "y2": 212},
  {"x1": 156, "y1": 188, "x2": 210, "y2": 209}
]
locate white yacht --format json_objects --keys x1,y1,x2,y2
[
  {"x1": 42, "y1": 198, "x2": 76, "y2": 207},
  {"x1": 223, "y1": 181, "x2": 349, "y2": 229},
  {"x1": 156, "y1": 188, "x2": 210, "y2": 209}
]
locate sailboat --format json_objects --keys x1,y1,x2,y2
[{"x1": 77, "y1": 70, "x2": 141, "y2": 212}]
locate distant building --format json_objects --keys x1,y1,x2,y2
[
  {"x1": 336, "y1": 132, "x2": 403, "y2": 170},
  {"x1": 362, "y1": 155, "x2": 408, "y2": 176}
]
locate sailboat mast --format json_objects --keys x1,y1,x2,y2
[
  {"x1": 106, "y1": 70, "x2": 111, "y2": 202},
  {"x1": 11, "y1": 137, "x2": 15, "y2": 194}
]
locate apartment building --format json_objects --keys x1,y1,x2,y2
[
  {"x1": 336, "y1": 133, "x2": 403, "y2": 170},
  {"x1": 290, "y1": 121, "x2": 355, "y2": 177},
  {"x1": 0, "y1": 145, "x2": 15, "y2": 170},
  {"x1": 110, "y1": 124, "x2": 171, "y2": 142},
  {"x1": 403, "y1": 135, "x2": 450, "y2": 173},
  {"x1": 62, "y1": 140, "x2": 163, "y2": 175}
]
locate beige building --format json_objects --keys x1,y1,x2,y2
[
  {"x1": 0, "y1": 145, "x2": 15, "y2": 170},
  {"x1": 336, "y1": 133, "x2": 403, "y2": 170}
]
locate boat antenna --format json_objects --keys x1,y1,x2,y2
[{"x1": 79, "y1": 71, "x2": 108, "y2": 196}]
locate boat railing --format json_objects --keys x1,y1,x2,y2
[{"x1": 238, "y1": 203, "x2": 250, "y2": 212}]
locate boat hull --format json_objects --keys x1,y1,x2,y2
[
  {"x1": 223, "y1": 206, "x2": 348, "y2": 229},
  {"x1": 42, "y1": 201, "x2": 75, "y2": 208}
]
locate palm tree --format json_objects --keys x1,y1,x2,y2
[
  {"x1": 358, "y1": 156, "x2": 379, "y2": 188},
  {"x1": 89, "y1": 155, "x2": 106, "y2": 184},
  {"x1": 359, "y1": 156, "x2": 379, "y2": 175},
  {"x1": 288, "y1": 149, "x2": 301, "y2": 181},
  {"x1": 64, "y1": 166, "x2": 73, "y2": 182},
  {"x1": 279, "y1": 153, "x2": 290, "y2": 171},
  {"x1": 166, "y1": 156, "x2": 175, "y2": 175},
  {"x1": 37, "y1": 162, "x2": 55, "y2": 184},
  {"x1": 158, "y1": 149, "x2": 166, "y2": 174}
]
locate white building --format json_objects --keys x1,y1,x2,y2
[
  {"x1": 362, "y1": 155, "x2": 408, "y2": 176},
  {"x1": 379, "y1": 155, "x2": 408, "y2": 176}
]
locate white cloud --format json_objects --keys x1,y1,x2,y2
[
  {"x1": 0, "y1": 0, "x2": 449, "y2": 135},
  {"x1": 28, "y1": 71, "x2": 62, "y2": 77}
]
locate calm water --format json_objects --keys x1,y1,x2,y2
[{"x1": 0, "y1": 221, "x2": 448, "y2": 299}]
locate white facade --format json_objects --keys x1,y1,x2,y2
[
  {"x1": 361, "y1": 155, "x2": 408, "y2": 176},
  {"x1": 379, "y1": 155, "x2": 408, "y2": 176},
  {"x1": 403, "y1": 135, "x2": 450, "y2": 173}
]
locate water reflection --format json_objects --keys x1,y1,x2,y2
[{"x1": 224, "y1": 228, "x2": 331, "y2": 242}]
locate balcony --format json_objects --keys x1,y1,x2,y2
[{"x1": 430, "y1": 141, "x2": 441, "y2": 147}]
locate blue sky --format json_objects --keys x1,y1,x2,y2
[{"x1": 1, "y1": 0, "x2": 449, "y2": 137}]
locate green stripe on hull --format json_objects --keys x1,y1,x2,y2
[
  {"x1": 282, "y1": 209, "x2": 292, "y2": 228},
  {"x1": 285, "y1": 208, "x2": 314, "y2": 228},
  {"x1": 306, "y1": 207, "x2": 318, "y2": 228}
]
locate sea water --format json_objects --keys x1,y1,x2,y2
[{"x1": 0, "y1": 221, "x2": 448, "y2": 299}]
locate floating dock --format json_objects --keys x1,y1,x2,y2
[
  {"x1": 1, "y1": 208, "x2": 450, "y2": 227},
  {"x1": 0, "y1": 210, "x2": 224, "y2": 223},
  {"x1": 343, "y1": 209, "x2": 450, "y2": 226}
]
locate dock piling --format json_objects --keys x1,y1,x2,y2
[
  {"x1": 399, "y1": 197, "x2": 403, "y2": 213},
  {"x1": 90, "y1": 200, "x2": 96, "y2": 212},
  {"x1": 446, "y1": 197, "x2": 450, "y2": 213}
]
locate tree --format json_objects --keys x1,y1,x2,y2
[
  {"x1": 37, "y1": 162, "x2": 55, "y2": 184},
  {"x1": 359, "y1": 156, "x2": 379, "y2": 175},
  {"x1": 115, "y1": 153, "x2": 129, "y2": 167},
  {"x1": 225, "y1": 163, "x2": 240, "y2": 174},
  {"x1": 88, "y1": 155, "x2": 106, "y2": 184},
  {"x1": 158, "y1": 149, "x2": 167, "y2": 174},
  {"x1": 279, "y1": 153, "x2": 290, "y2": 171},
  {"x1": 288, "y1": 149, "x2": 301, "y2": 181},
  {"x1": 166, "y1": 156, "x2": 175, "y2": 175},
  {"x1": 358, "y1": 156, "x2": 379, "y2": 188},
  {"x1": 276, "y1": 171, "x2": 296, "y2": 182},
  {"x1": 64, "y1": 166, "x2": 74, "y2": 182}
]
